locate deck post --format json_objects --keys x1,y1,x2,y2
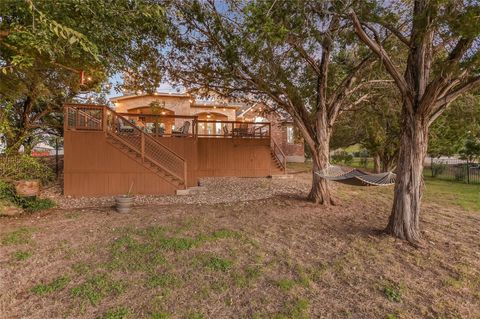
[
  {"x1": 102, "y1": 106, "x2": 107, "y2": 133},
  {"x1": 141, "y1": 133, "x2": 145, "y2": 162},
  {"x1": 183, "y1": 162, "x2": 188, "y2": 189}
]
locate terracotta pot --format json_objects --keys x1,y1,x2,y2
[
  {"x1": 115, "y1": 195, "x2": 134, "y2": 213},
  {"x1": 14, "y1": 180, "x2": 41, "y2": 197}
]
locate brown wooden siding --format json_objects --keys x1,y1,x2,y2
[
  {"x1": 64, "y1": 132, "x2": 273, "y2": 196},
  {"x1": 197, "y1": 138, "x2": 272, "y2": 177},
  {"x1": 64, "y1": 131, "x2": 178, "y2": 196},
  {"x1": 154, "y1": 137, "x2": 198, "y2": 187}
]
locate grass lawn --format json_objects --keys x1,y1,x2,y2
[
  {"x1": 1, "y1": 174, "x2": 479, "y2": 319},
  {"x1": 288, "y1": 161, "x2": 480, "y2": 213}
]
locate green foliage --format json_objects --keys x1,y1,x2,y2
[
  {"x1": 12, "y1": 250, "x2": 32, "y2": 261},
  {"x1": 0, "y1": 0, "x2": 167, "y2": 152},
  {"x1": 184, "y1": 313, "x2": 205, "y2": 319},
  {"x1": 459, "y1": 137, "x2": 480, "y2": 162},
  {"x1": 0, "y1": 155, "x2": 54, "y2": 183},
  {"x1": 71, "y1": 275, "x2": 127, "y2": 306},
  {"x1": 108, "y1": 235, "x2": 166, "y2": 272},
  {"x1": 274, "y1": 298, "x2": 310, "y2": 319},
  {"x1": 234, "y1": 265, "x2": 262, "y2": 287},
  {"x1": 31, "y1": 276, "x2": 70, "y2": 295},
  {"x1": 146, "y1": 273, "x2": 178, "y2": 288},
  {"x1": 276, "y1": 278, "x2": 295, "y2": 292},
  {"x1": 1, "y1": 227, "x2": 34, "y2": 245},
  {"x1": 381, "y1": 281, "x2": 402, "y2": 302},
  {"x1": 17, "y1": 197, "x2": 55, "y2": 212},
  {"x1": 431, "y1": 162, "x2": 447, "y2": 177},
  {"x1": 429, "y1": 94, "x2": 480, "y2": 158},
  {"x1": 108, "y1": 227, "x2": 241, "y2": 272},
  {"x1": 100, "y1": 307, "x2": 130, "y2": 319},
  {"x1": 455, "y1": 166, "x2": 467, "y2": 181},
  {"x1": 150, "y1": 312, "x2": 170, "y2": 319},
  {"x1": 203, "y1": 256, "x2": 233, "y2": 272},
  {"x1": 0, "y1": 180, "x2": 55, "y2": 212},
  {"x1": 331, "y1": 151, "x2": 354, "y2": 165}
]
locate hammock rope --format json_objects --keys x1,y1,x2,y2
[{"x1": 315, "y1": 166, "x2": 396, "y2": 186}]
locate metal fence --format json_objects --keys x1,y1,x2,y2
[{"x1": 426, "y1": 158, "x2": 480, "y2": 184}]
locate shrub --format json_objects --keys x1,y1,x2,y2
[
  {"x1": 331, "y1": 151, "x2": 354, "y2": 165},
  {"x1": 0, "y1": 180, "x2": 55, "y2": 212},
  {"x1": 359, "y1": 157, "x2": 369, "y2": 168},
  {"x1": 454, "y1": 166, "x2": 467, "y2": 181},
  {"x1": 16, "y1": 197, "x2": 55, "y2": 212},
  {"x1": 0, "y1": 155, "x2": 54, "y2": 184},
  {"x1": 431, "y1": 162, "x2": 447, "y2": 177}
]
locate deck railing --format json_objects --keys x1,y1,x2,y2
[
  {"x1": 271, "y1": 139, "x2": 287, "y2": 174},
  {"x1": 65, "y1": 104, "x2": 104, "y2": 131},
  {"x1": 64, "y1": 104, "x2": 187, "y2": 186},
  {"x1": 116, "y1": 113, "x2": 198, "y2": 137},
  {"x1": 196, "y1": 120, "x2": 271, "y2": 138},
  {"x1": 112, "y1": 113, "x2": 271, "y2": 139}
]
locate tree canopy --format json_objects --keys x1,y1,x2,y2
[{"x1": 0, "y1": 0, "x2": 167, "y2": 152}]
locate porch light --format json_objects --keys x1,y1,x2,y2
[
  {"x1": 161, "y1": 111, "x2": 166, "y2": 115},
  {"x1": 206, "y1": 114, "x2": 211, "y2": 118}
]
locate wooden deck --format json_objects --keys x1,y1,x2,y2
[{"x1": 63, "y1": 104, "x2": 285, "y2": 196}]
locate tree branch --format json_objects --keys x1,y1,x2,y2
[
  {"x1": 433, "y1": 76, "x2": 480, "y2": 110},
  {"x1": 350, "y1": 10, "x2": 410, "y2": 102},
  {"x1": 376, "y1": 21, "x2": 410, "y2": 46}
]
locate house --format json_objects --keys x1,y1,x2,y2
[
  {"x1": 237, "y1": 103, "x2": 305, "y2": 163},
  {"x1": 63, "y1": 92, "x2": 304, "y2": 196}
]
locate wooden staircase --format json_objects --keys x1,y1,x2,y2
[
  {"x1": 271, "y1": 139, "x2": 286, "y2": 175},
  {"x1": 105, "y1": 135, "x2": 185, "y2": 188},
  {"x1": 64, "y1": 104, "x2": 188, "y2": 191}
]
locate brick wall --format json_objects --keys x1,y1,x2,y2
[{"x1": 240, "y1": 104, "x2": 304, "y2": 162}]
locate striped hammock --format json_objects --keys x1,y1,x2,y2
[{"x1": 315, "y1": 166, "x2": 396, "y2": 186}]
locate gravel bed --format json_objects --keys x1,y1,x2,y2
[{"x1": 42, "y1": 176, "x2": 311, "y2": 210}]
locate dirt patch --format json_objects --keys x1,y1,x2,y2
[{"x1": 1, "y1": 175, "x2": 479, "y2": 319}]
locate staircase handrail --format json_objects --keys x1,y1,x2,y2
[
  {"x1": 105, "y1": 108, "x2": 187, "y2": 183},
  {"x1": 64, "y1": 104, "x2": 187, "y2": 185},
  {"x1": 271, "y1": 138, "x2": 286, "y2": 174}
]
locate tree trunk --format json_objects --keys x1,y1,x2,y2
[
  {"x1": 386, "y1": 113, "x2": 428, "y2": 244},
  {"x1": 307, "y1": 124, "x2": 334, "y2": 205},
  {"x1": 373, "y1": 154, "x2": 381, "y2": 173}
]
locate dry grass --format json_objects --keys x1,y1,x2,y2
[{"x1": 1, "y1": 174, "x2": 479, "y2": 319}]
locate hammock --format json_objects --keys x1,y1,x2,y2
[{"x1": 315, "y1": 166, "x2": 396, "y2": 186}]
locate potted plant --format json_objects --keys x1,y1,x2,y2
[{"x1": 115, "y1": 182, "x2": 135, "y2": 213}]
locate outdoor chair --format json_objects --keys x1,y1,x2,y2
[
  {"x1": 223, "y1": 125, "x2": 230, "y2": 136},
  {"x1": 117, "y1": 118, "x2": 134, "y2": 133},
  {"x1": 172, "y1": 121, "x2": 190, "y2": 137}
]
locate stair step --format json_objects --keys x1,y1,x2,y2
[{"x1": 107, "y1": 136, "x2": 184, "y2": 190}]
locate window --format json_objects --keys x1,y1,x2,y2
[
  {"x1": 254, "y1": 116, "x2": 267, "y2": 123},
  {"x1": 286, "y1": 126, "x2": 294, "y2": 144}
]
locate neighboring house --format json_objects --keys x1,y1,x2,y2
[
  {"x1": 63, "y1": 92, "x2": 305, "y2": 196},
  {"x1": 31, "y1": 142, "x2": 64, "y2": 157}
]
